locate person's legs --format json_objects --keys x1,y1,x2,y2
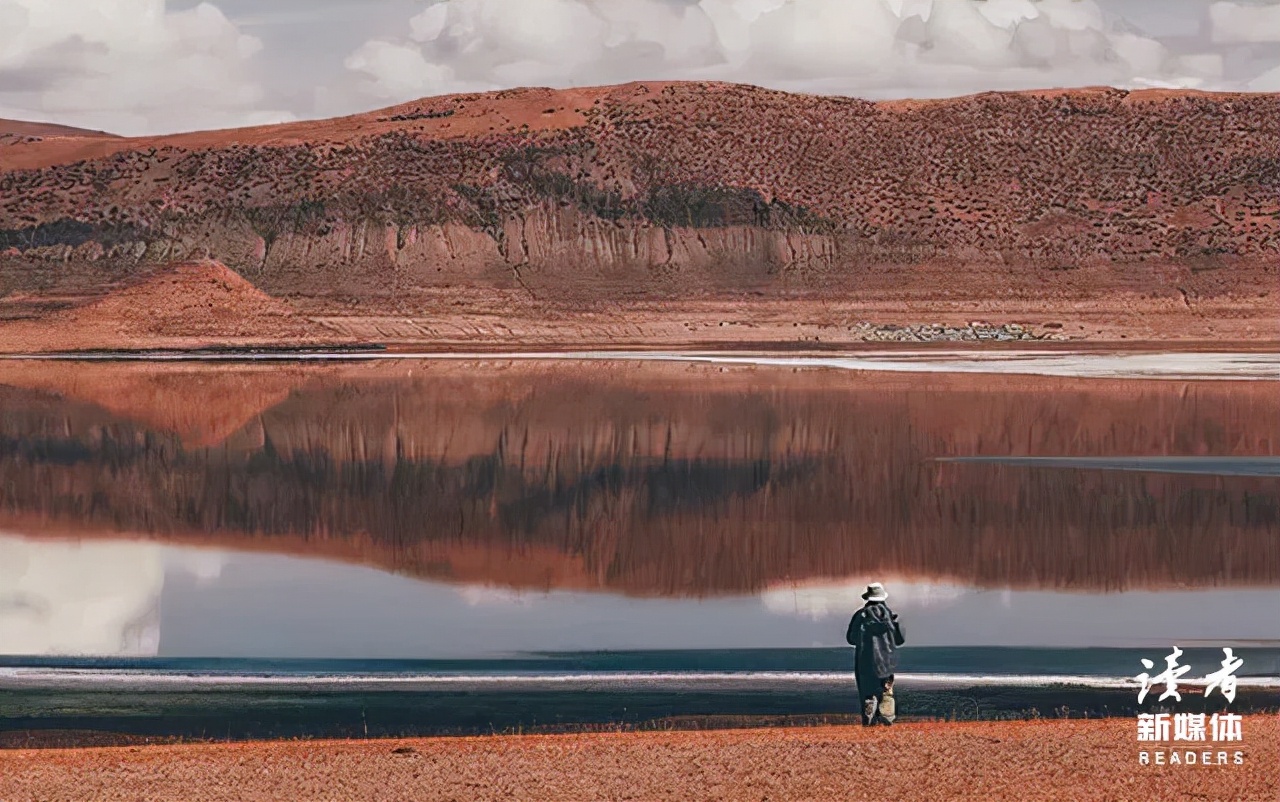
[
  {"x1": 876, "y1": 676, "x2": 896, "y2": 725},
  {"x1": 857, "y1": 679, "x2": 878, "y2": 726}
]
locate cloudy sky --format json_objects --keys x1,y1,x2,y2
[{"x1": 1, "y1": 0, "x2": 1279, "y2": 136}]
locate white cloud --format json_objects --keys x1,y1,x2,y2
[
  {"x1": 1209, "y1": 1, "x2": 1280, "y2": 44},
  {"x1": 0, "y1": 534, "x2": 163, "y2": 657},
  {"x1": 165, "y1": 548, "x2": 227, "y2": 585},
  {"x1": 1247, "y1": 62, "x2": 1280, "y2": 90},
  {"x1": 5, "y1": 1, "x2": 1280, "y2": 135},
  {"x1": 344, "y1": 39, "x2": 462, "y2": 100},
  {"x1": 759, "y1": 578, "x2": 972, "y2": 621},
  {"x1": 0, "y1": 0, "x2": 293, "y2": 135},
  {"x1": 456, "y1": 584, "x2": 539, "y2": 607},
  {"x1": 341, "y1": 0, "x2": 1256, "y2": 107}
]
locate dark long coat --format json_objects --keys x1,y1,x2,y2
[{"x1": 845, "y1": 601, "x2": 905, "y2": 690}]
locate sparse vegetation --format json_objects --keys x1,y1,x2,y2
[{"x1": 1, "y1": 84, "x2": 1276, "y2": 306}]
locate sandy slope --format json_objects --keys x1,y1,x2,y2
[
  {"x1": 1, "y1": 718, "x2": 1274, "y2": 802},
  {"x1": 0, "y1": 118, "x2": 117, "y2": 140},
  {"x1": 0, "y1": 259, "x2": 345, "y2": 352}
]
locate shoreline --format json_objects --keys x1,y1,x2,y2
[
  {"x1": 4, "y1": 675, "x2": 1277, "y2": 748},
  {"x1": 1, "y1": 346, "x2": 1279, "y2": 381}
]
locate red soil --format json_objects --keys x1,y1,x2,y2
[
  {"x1": 0, "y1": 84, "x2": 652, "y2": 169},
  {"x1": 0, "y1": 718, "x2": 1274, "y2": 802}
]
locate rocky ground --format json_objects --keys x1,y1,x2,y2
[{"x1": 784, "y1": 321, "x2": 1053, "y2": 342}]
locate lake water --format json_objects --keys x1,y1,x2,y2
[{"x1": 1, "y1": 355, "x2": 1278, "y2": 734}]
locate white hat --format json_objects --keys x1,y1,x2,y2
[{"x1": 862, "y1": 582, "x2": 888, "y2": 602}]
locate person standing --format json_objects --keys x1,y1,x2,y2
[{"x1": 845, "y1": 582, "x2": 905, "y2": 726}]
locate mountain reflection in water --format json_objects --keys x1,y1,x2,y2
[{"x1": 0, "y1": 359, "x2": 1277, "y2": 598}]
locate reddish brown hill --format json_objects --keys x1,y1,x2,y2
[
  {"x1": 1, "y1": 82, "x2": 1277, "y2": 344},
  {"x1": 0, "y1": 259, "x2": 343, "y2": 352},
  {"x1": 0, "y1": 118, "x2": 118, "y2": 141}
]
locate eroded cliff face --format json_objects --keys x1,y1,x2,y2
[
  {"x1": 1, "y1": 82, "x2": 1277, "y2": 309},
  {"x1": 1, "y1": 361, "x2": 1277, "y2": 595}
]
